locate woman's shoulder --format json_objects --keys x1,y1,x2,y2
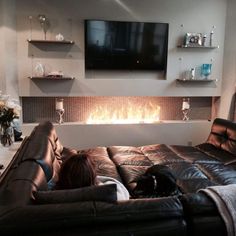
[{"x1": 97, "y1": 175, "x2": 120, "y2": 183}]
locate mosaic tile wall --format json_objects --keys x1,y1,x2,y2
[{"x1": 22, "y1": 96, "x2": 212, "y2": 123}]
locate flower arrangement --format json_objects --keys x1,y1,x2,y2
[{"x1": 0, "y1": 93, "x2": 21, "y2": 146}]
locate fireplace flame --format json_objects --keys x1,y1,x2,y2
[{"x1": 86, "y1": 103, "x2": 160, "y2": 124}]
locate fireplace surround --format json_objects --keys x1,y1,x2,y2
[{"x1": 22, "y1": 96, "x2": 213, "y2": 124}]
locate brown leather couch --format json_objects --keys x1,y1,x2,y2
[{"x1": 0, "y1": 118, "x2": 235, "y2": 235}]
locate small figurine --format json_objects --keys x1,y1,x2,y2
[{"x1": 56, "y1": 33, "x2": 64, "y2": 41}]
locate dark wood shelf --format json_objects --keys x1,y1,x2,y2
[
  {"x1": 29, "y1": 76, "x2": 75, "y2": 80},
  {"x1": 176, "y1": 78, "x2": 216, "y2": 82},
  {"x1": 27, "y1": 39, "x2": 74, "y2": 44},
  {"x1": 177, "y1": 45, "x2": 219, "y2": 49}
]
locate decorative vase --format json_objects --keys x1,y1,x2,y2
[
  {"x1": 201, "y1": 64, "x2": 212, "y2": 79},
  {"x1": 34, "y1": 62, "x2": 45, "y2": 77},
  {"x1": 0, "y1": 125, "x2": 14, "y2": 147}
]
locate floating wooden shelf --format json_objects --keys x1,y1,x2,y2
[
  {"x1": 29, "y1": 76, "x2": 75, "y2": 80},
  {"x1": 27, "y1": 39, "x2": 74, "y2": 44},
  {"x1": 177, "y1": 45, "x2": 219, "y2": 49},
  {"x1": 176, "y1": 78, "x2": 216, "y2": 82}
]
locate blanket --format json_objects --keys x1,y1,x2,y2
[
  {"x1": 199, "y1": 184, "x2": 236, "y2": 236},
  {"x1": 97, "y1": 175, "x2": 130, "y2": 201}
]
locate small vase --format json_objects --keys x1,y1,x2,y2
[{"x1": 0, "y1": 125, "x2": 14, "y2": 147}]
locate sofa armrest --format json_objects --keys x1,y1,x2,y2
[
  {"x1": 95, "y1": 196, "x2": 183, "y2": 221},
  {"x1": 179, "y1": 193, "x2": 226, "y2": 236},
  {"x1": 206, "y1": 118, "x2": 236, "y2": 155},
  {"x1": 179, "y1": 193, "x2": 218, "y2": 216},
  {"x1": 0, "y1": 197, "x2": 185, "y2": 235}
]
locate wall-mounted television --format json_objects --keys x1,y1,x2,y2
[{"x1": 85, "y1": 20, "x2": 169, "y2": 72}]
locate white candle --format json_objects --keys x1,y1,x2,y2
[
  {"x1": 182, "y1": 100, "x2": 190, "y2": 110},
  {"x1": 56, "y1": 99, "x2": 64, "y2": 110}
]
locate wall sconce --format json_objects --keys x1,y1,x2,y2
[{"x1": 56, "y1": 98, "x2": 64, "y2": 124}]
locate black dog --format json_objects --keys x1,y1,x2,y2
[{"x1": 133, "y1": 165, "x2": 178, "y2": 198}]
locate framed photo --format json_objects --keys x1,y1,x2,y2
[{"x1": 185, "y1": 33, "x2": 202, "y2": 46}]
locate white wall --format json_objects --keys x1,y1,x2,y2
[
  {"x1": 0, "y1": 0, "x2": 232, "y2": 147},
  {"x1": 218, "y1": 0, "x2": 236, "y2": 119},
  {"x1": 0, "y1": 0, "x2": 18, "y2": 98},
  {"x1": 16, "y1": 0, "x2": 227, "y2": 97},
  {"x1": 0, "y1": 1, "x2": 4, "y2": 92},
  {"x1": 22, "y1": 121, "x2": 212, "y2": 149}
]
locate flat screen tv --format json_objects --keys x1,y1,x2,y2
[{"x1": 85, "y1": 20, "x2": 169, "y2": 72}]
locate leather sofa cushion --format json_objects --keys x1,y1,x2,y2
[
  {"x1": 141, "y1": 144, "x2": 187, "y2": 165},
  {"x1": 221, "y1": 131, "x2": 236, "y2": 155},
  {"x1": 33, "y1": 184, "x2": 117, "y2": 204},
  {"x1": 206, "y1": 118, "x2": 236, "y2": 156},
  {"x1": 86, "y1": 147, "x2": 123, "y2": 182},
  {"x1": 177, "y1": 179, "x2": 216, "y2": 193},
  {"x1": 197, "y1": 143, "x2": 236, "y2": 164},
  {"x1": 196, "y1": 163, "x2": 236, "y2": 185},
  {"x1": 108, "y1": 146, "x2": 152, "y2": 166}
]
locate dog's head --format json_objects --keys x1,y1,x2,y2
[
  {"x1": 153, "y1": 172, "x2": 177, "y2": 197},
  {"x1": 133, "y1": 175, "x2": 156, "y2": 196},
  {"x1": 133, "y1": 165, "x2": 178, "y2": 197}
]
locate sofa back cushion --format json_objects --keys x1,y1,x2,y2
[
  {"x1": 85, "y1": 147, "x2": 123, "y2": 182},
  {"x1": 33, "y1": 184, "x2": 117, "y2": 204},
  {"x1": 207, "y1": 118, "x2": 236, "y2": 155}
]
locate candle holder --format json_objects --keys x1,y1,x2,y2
[
  {"x1": 56, "y1": 98, "x2": 64, "y2": 124},
  {"x1": 56, "y1": 109, "x2": 64, "y2": 124},
  {"x1": 38, "y1": 14, "x2": 49, "y2": 40},
  {"x1": 182, "y1": 98, "x2": 190, "y2": 121}
]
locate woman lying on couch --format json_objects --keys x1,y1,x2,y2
[{"x1": 56, "y1": 153, "x2": 130, "y2": 201}]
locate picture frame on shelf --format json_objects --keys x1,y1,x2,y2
[{"x1": 185, "y1": 33, "x2": 202, "y2": 46}]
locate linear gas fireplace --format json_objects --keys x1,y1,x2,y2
[
  {"x1": 86, "y1": 100, "x2": 160, "y2": 124},
  {"x1": 22, "y1": 97, "x2": 213, "y2": 124}
]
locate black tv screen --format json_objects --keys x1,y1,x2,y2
[{"x1": 85, "y1": 20, "x2": 169, "y2": 71}]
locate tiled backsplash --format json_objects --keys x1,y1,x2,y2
[{"x1": 22, "y1": 96, "x2": 212, "y2": 123}]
